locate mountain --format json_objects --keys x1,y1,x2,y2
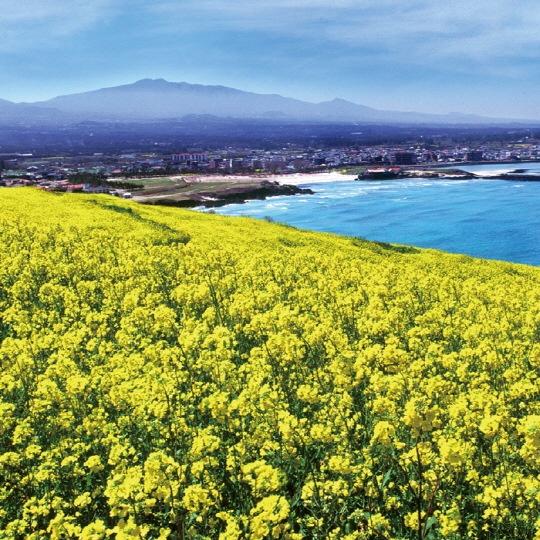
[
  {"x1": 31, "y1": 79, "x2": 366, "y2": 121},
  {"x1": 5, "y1": 79, "x2": 539, "y2": 125},
  {"x1": 0, "y1": 98, "x2": 79, "y2": 124}
]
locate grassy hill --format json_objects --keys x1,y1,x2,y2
[{"x1": 1, "y1": 188, "x2": 540, "y2": 539}]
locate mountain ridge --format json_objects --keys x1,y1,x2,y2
[{"x1": 2, "y1": 79, "x2": 539, "y2": 125}]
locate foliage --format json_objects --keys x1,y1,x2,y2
[
  {"x1": 118, "y1": 167, "x2": 179, "y2": 180},
  {"x1": 2, "y1": 188, "x2": 540, "y2": 539},
  {"x1": 67, "y1": 172, "x2": 143, "y2": 190}
]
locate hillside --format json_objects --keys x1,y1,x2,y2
[
  {"x1": 2, "y1": 188, "x2": 540, "y2": 539},
  {"x1": 0, "y1": 98, "x2": 78, "y2": 124}
]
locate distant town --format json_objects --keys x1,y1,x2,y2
[{"x1": 1, "y1": 135, "x2": 539, "y2": 193}]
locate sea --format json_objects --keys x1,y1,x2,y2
[{"x1": 202, "y1": 163, "x2": 540, "y2": 266}]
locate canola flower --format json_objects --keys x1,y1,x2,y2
[{"x1": 2, "y1": 188, "x2": 540, "y2": 539}]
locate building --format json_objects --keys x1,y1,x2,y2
[
  {"x1": 83, "y1": 185, "x2": 110, "y2": 194},
  {"x1": 172, "y1": 153, "x2": 207, "y2": 163},
  {"x1": 465, "y1": 151, "x2": 483, "y2": 162},
  {"x1": 390, "y1": 152, "x2": 416, "y2": 165}
]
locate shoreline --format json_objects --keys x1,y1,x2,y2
[
  {"x1": 131, "y1": 172, "x2": 354, "y2": 208},
  {"x1": 185, "y1": 161, "x2": 540, "y2": 186},
  {"x1": 137, "y1": 182, "x2": 314, "y2": 209},
  {"x1": 184, "y1": 171, "x2": 358, "y2": 185},
  {"x1": 132, "y1": 163, "x2": 540, "y2": 209}
]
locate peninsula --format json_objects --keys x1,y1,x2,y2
[{"x1": 132, "y1": 177, "x2": 313, "y2": 208}]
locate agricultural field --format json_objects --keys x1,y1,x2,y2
[{"x1": 2, "y1": 188, "x2": 540, "y2": 539}]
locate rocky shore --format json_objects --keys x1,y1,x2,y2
[
  {"x1": 495, "y1": 173, "x2": 540, "y2": 181},
  {"x1": 358, "y1": 169, "x2": 540, "y2": 181},
  {"x1": 139, "y1": 182, "x2": 314, "y2": 209},
  {"x1": 358, "y1": 169, "x2": 476, "y2": 180},
  {"x1": 133, "y1": 169, "x2": 540, "y2": 212}
]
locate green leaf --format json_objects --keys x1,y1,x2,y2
[
  {"x1": 424, "y1": 515, "x2": 437, "y2": 532},
  {"x1": 381, "y1": 470, "x2": 392, "y2": 489}
]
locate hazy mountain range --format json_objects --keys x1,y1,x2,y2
[{"x1": 1, "y1": 79, "x2": 539, "y2": 126}]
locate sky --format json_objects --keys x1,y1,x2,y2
[{"x1": 2, "y1": 0, "x2": 540, "y2": 119}]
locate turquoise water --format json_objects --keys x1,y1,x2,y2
[
  {"x1": 458, "y1": 162, "x2": 540, "y2": 175},
  {"x1": 206, "y1": 164, "x2": 540, "y2": 266}
]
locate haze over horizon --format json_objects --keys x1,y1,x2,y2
[{"x1": 2, "y1": 0, "x2": 540, "y2": 121}]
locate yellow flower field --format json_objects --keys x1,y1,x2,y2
[{"x1": 2, "y1": 188, "x2": 540, "y2": 539}]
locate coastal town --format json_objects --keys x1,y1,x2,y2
[{"x1": 1, "y1": 139, "x2": 539, "y2": 194}]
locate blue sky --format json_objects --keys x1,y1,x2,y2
[{"x1": 2, "y1": 0, "x2": 540, "y2": 119}]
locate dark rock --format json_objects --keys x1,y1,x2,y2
[{"x1": 140, "y1": 184, "x2": 314, "y2": 209}]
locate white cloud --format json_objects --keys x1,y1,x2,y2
[
  {"x1": 148, "y1": 0, "x2": 540, "y2": 69},
  {"x1": 0, "y1": 0, "x2": 122, "y2": 52},
  {"x1": 4, "y1": 0, "x2": 540, "y2": 80}
]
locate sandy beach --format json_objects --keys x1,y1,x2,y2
[{"x1": 184, "y1": 171, "x2": 358, "y2": 186}]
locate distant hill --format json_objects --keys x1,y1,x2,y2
[
  {"x1": 30, "y1": 79, "x2": 380, "y2": 122},
  {"x1": 2, "y1": 79, "x2": 539, "y2": 125},
  {"x1": 0, "y1": 98, "x2": 78, "y2": 125}
]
